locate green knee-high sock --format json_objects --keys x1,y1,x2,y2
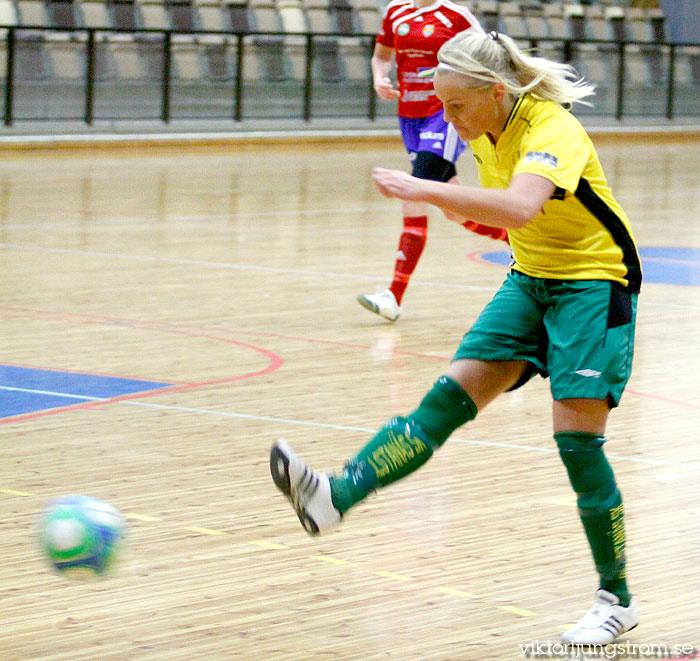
[
  {"x1": 555, "y1": 431, "x2": 630, "y2": 606},
  {"x1": 330, "y1": 376, "x2": 477, "y2": 512}
]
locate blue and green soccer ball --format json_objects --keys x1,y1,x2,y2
[{"x1": 38, "y1": 495, "x2": 125, "y2": 580}]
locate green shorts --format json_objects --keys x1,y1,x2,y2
[{"x1": 452, "y1": 270, "x2": 638, "y2": 406}]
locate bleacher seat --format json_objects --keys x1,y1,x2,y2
[
  {"x1": 497, "y1": 2, "x2": 526, "y2": 38},
  {"x1": 647, "y1": 7, "x2": 668, "y2": 43},
  {"x1": 301, "y1": 0, "x2": 342, "y2": 82},
  {"x1": 224, "y1": 0, "x2": 250, "y2": 31},
  {"x1": 78, "y1": 0, "x2": 112, "y2": 28},
  {"x1": 248, "y1": 0, "x2": 288, "y2": 81},
  {"x1": 276, "y1": 0, "x2": 306, "y2": 83},
  {"x1": 15, "y1": 0, "x2": 52, "y2": 26},
  {"x1": 114, "y1": 35, "x2": 153, "y2": 80},
  {"x1": 48, "y1": 0, "x2": 79, "y2": 28},
  {"x1": 135, "y1": 0, "x2": 171, "y2": 29},
  {"x1": 604, "y1": 5, "x2": 625, "y2": 42},
  {"x1": 674, "y1": 46, "x2": 700, "y2": 88},
  {"x1": 352, "y1": 0, "x2": 379, "y2": 36},
  {"x1": 337, "y1": 35, "x2": 369, "y2": 80},
  {"x1": 194, "y1": 0, "x2": 226, "y2": 31},
  {"x1": 583, "y1": 5, "x2": 611, "y2": 41},
  {"x1": 522, "y1": 5, "x2": 551, "y2": 40},
  {"x1": 329, "y1": 0, "x2": 352, "y2": 35},
  {"x1": 624, "y1": 43, "x2": 652, "y2": 86},
  {"x1": 475, "y1": 0, "x2": 498, "y2": 33},
  {"x1": 278, "y1": 0, "x2": 305, "y2": 33},
  {"x1": 0, "y1": 0, "x2": 17, "y2": 25},
  {"x1": 564, "y1": 3, "x2": 586, "y2": 41},
  {"x1": 190, "y1": 0, "x2": 232, "y2": 80},
  {"x1": 0, "y1": 0, "x2": 17, "y2": 79},
  {"x1": 44, "y1": 33, "x2": 85, "y2": 78},
  {"x1": 168, "y1": 0, "x2": 196, "y2": 30},
  {"x1": 109, "y1": 0, "x2": 139, "y2": 30},
  {"x1": 302, "y1": 0, "x2": 333, "y2": 34},
  {"x1": 543, "y1": 3, "x2": 569, "y2": 40}
]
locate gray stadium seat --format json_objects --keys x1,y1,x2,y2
[
  {"x1": 109, "y1": 0, "x2": 139, "y2": 30},
  {"x1": 522, "y1": 5, "x2": 551, "y2": 41},
  {"x1": 78, "y1": 0, "x2": 113, "y2": 28},
  {"x1": 498, "y1": 2, "x2": 526, "y2": 38},
  {"x1": 48, "y1": 0, "x2": 79, "y2": 28}
]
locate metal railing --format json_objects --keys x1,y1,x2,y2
[{"x1": 1, "y1": 25, "x2": 699, "y2": 126}]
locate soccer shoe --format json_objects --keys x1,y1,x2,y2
[
  {"x1": 270, "y1": 439, "x2": 342, "y2": 536},
  {"x1": 561, "y1": 590, "x2": 639, "y2": 644},
  {"x1": 357, "y1": 288, "x2": 401, "y2": 322}
]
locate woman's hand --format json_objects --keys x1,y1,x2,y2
[
  {"x1": 373, "y1": 77, "x2": 400, "y2": 101},
  {"x1": 372, "y1": 168, "x2": 428, "y2": 201}
]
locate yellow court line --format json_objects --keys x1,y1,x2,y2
[
  {"x1": 184, "y1": 526, "x2": 228, "y2": 536},
  {"x1": 373, "y1": 570, "x2": 413, "y2": 581},
  {"x1": 436, "y1": 587, "x2": 478, "y2": 598},
  {"x1": 248, "y1": 541, "x2": 289, "y2": 550},
  {"x1": 1, "y1": 490, "x2": 540, "y2": 620},
  {"x1": 497, "y1": 605, "x2": 539, "y2": 617},
  {"x1": 124, "y1": 512, "x2": 162, "y2": 522},
  {"x1": 310, "y1": 555, "x2": 352, "y2": 566}
]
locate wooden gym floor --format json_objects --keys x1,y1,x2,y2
[{"x1": 0, "y1": 135, "x2": 698, "y2": 660}]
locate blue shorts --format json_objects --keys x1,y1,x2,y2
[{"x1": 399, "y1": 109, "x2": 466, "y2": 165}]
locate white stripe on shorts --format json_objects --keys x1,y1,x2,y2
[{"x1": 444, "y1": 122, "x2": 459, "y2": 163}]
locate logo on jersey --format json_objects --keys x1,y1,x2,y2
[
  {"x1": 575, "y1": 369, "x2": 602, "y2": 378},
  {"x1": 402, "y1": 89, "x2": 436, "y2": 102},
  {"x1": 419, "y1": 131, "x2": 444, "y2": 141},
  {"x1": 523, "y1": 151, "x2": 559, "y2": 169},
  {"x1": 397, "y1": 22, "x2": 410, "y2": 36},
  {"x1": 422, "y1": 24, "x2": 435, "y2": 37}
]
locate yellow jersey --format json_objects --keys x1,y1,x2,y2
[{"x1": 469, "y1": 94, "x2": 642, "y2": 293}]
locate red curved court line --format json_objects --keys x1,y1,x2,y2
[
  {"x1": 1, "y1": 306, "x2": 697, "y2": 416},
  {"x1": 0, "y1": 308, "x2": 284, "y2": 426},
  {"x1": 465, "y1": 250, "x2": 490, "y2": 264},
  {"x1": 625, "y1": 389, "x2": 700, "y2": 410}
]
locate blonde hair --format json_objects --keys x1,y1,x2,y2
[{"x1": 437, "y1": 31, "x2": 595, "y2": 107}]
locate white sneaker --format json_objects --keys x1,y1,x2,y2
[
  {"x1": 562, "y1": 590, "x2": 639, "y2": 644},
  {"x1": 269, "y1": 439, "x2": 342, "y2": 536},
  {"x1": 357, "y1": 288, "x2": 401, "y2": 322}
]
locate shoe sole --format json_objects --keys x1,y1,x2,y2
[
  {"x1": 269, "y1": 442, "x2": 320, "y2": 535},
  {"x1": 561, "y1": 621, "x2": 639, "y2": 645},
  {"x1": 356, "y1": 294, "x2": 399, "y2": 322}
]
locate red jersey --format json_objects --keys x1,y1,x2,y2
[{"x1": 376, "y1": 0, "x2": 483, "y2": 118}]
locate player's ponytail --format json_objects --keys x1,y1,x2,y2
[{"x1": 437, "y1": 31, "x2": 595, "y2": 107}]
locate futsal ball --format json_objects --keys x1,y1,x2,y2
[{"x1": 38, "y1": 495, "x2": 125, "y2": 580}]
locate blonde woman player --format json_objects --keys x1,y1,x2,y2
[
  {"x1": 272, "y1": 31, "x2": 641, "y2": 645},
  {"x1": 357, "y1": 0, "x2": 508, "y2": 322}
]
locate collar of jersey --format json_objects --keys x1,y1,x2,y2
[
  {"x1": 490, "y1": 94, "x2": 530, "y2": 149},
  {"x1": 392, "y1": 1, "x2": 446, "y2": 29}
]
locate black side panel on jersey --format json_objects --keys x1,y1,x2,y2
[{"x1": 574, "y1": 178, "x2": 642, "y2": 293}]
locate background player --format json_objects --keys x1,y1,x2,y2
[
  {"x1": 273, "y1": 31, "x2": 641, "y2": 645},
  {"x1": 357, "y1": 0, "x2": 507, "y2": 323}
]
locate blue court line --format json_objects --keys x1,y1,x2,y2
[
  {"x1": 0, "y1": 365, "x2": 171, "y2": 419},
  {"x1": 480, "y1": 246, "x2": 700, "y2": 287},
  {"x1": 3, "y1": 381, "x2": 693, "y2": 470}
]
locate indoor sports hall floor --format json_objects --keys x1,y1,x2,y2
[{"x1": 0, "y1": 135, "x2": 699, "y2": 660}]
